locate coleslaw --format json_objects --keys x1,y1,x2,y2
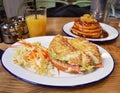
[{"x1": 13, "y1": 40, "x2": 54, "y2": 76}]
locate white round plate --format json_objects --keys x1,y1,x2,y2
[
  {"x1": 1, "y1": 36, "x2": 114, "y2": 87},
  {"x1": 62, "y1": 22, "x2": 119, "y2": 42}
]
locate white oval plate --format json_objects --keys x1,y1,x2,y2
[
  {"x1": 62, "y1": 22, "x2": 119, "y2": 42},
  {"x1": 1, "y1": 36, "x2": 114, "y2": 87}
]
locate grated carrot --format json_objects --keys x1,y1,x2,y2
[{"x1": 96, "y1": 63, "x2": 103, "y2": 68}]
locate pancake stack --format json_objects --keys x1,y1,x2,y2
[{"x1": 71, "y1": 14, "x2": 102, "y2": 38}]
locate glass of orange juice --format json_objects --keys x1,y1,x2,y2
[{"x1": 25, "y1": 7, "x2": 47, "y2": 37}]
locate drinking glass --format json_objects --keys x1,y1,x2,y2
[
  {"x1": 25, "y1": 7, "x2": 47, "y2": 37},
  {"x1": 90, "y1": 0, "x2": 110, "y2": 23}
]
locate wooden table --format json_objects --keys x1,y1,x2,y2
[{"x1": 0, "y1": 17, "x2": 120, "y2": 93}]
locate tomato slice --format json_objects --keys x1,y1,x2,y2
[{"x1": 49, "y1": 56, "x2": 81, "y2": 73}]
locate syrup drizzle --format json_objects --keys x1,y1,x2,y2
[
  {"x1": 100, "y1": 30, "x2": 109, "y2": 39},
  {"x1": 71, "y1": 30, "x2": 109, "y2": 39}
]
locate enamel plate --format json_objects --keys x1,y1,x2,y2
[
  {"x1": 62, "y1": 22, "x2": 119, "y2": 42},
  {"x1": 1, "y1": 36, "x2": 114, "y2": 87}
]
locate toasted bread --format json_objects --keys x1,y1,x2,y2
[{"x1": 48, "y1": 35, "x2": 102, "y2": 73}]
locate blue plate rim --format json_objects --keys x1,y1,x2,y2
[{"x1": 62, "y1": 22, "x2": 119, "y2": 42}]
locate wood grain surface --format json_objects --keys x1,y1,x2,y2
[{"x1": 0, "y1": 17, "x2": 120, "y2": 93}]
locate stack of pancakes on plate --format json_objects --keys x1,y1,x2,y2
[{"x1": 71, "y1": 14, "x2": 102, "y2": 38}]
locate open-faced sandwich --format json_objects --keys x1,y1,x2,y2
[
  {"x1": 48, "y1": 35, "x2": 102, "y2": 74},
  {"x1": 71, "y1": 14, "x2": 102, "y2": 38}
]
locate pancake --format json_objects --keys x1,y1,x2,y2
[{"x1": 71, "y1": 14, "x2": 102, "y2": 38}]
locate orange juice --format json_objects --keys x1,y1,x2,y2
[{"x1": 26, "y1": 14, "x2": 46, "y2": 37}]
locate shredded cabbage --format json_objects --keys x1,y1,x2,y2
[{"x1": 13, "y1": 41, "x2": 54, "y2": 77}]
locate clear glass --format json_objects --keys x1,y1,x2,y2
[
  {"x1": 25, "y1": 7, "x2": 47, "y2": 37},
  {"x1": 90, "y1": 0, "x2": 107, "y2": 22}
]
